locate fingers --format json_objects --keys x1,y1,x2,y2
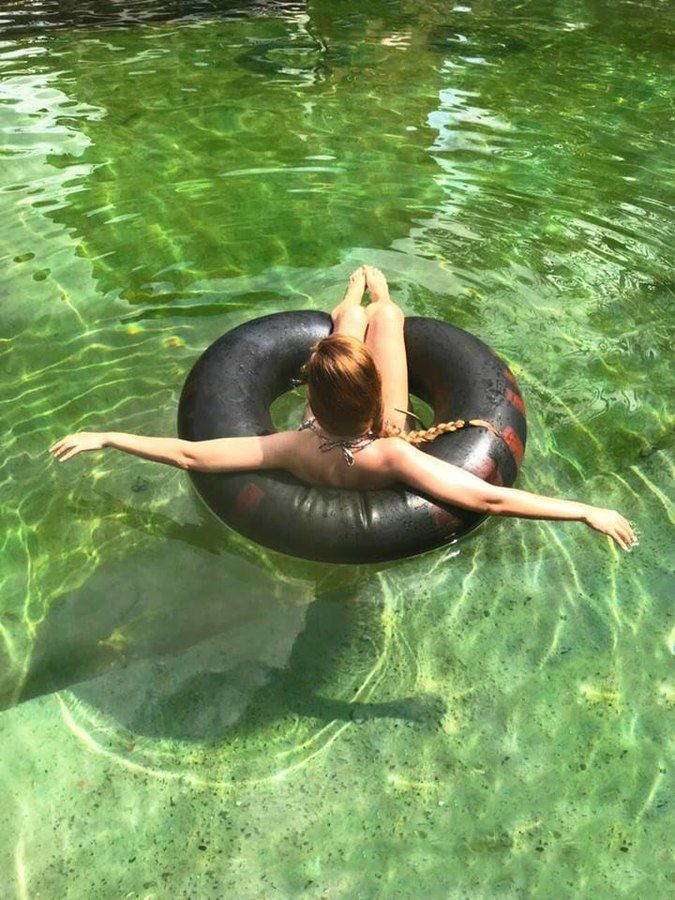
[
  {"x1": 50, "y1": 440, "x2": 74, "y2": 461},
  {"x1": 49, "y1": 438, "x2": 70, "y2": 457},
  {"x1": 611, "y1": 529, "x2": 631, "y2": 552},
  {"x1": 610, "y1": 520, "x2": 639, "y2": 552},
  {"x1": 617, "y1": 514, "x2": 639, "y2": 550},
  {"x1": 58, "y1": 445, "x2": 82, "y2": 462},
  {"x1": 625, "y1": 520, "x2": 638, "y2": 546},
  {"x1": 48, "y1": 436, "x2": 79, "y2": 461},
  {"x1": 619, "y1": 526, "x2": 635, "y2": 548},
  {"x1": 618, "y1": 531, "x2": 631, "y2": 550}
]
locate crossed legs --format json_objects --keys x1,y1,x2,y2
[{"x1": 329, "y1": 265, "x2": 410, "y2": 432}]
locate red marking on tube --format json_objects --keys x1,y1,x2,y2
[
  {"x1": 504, "y1": 367, "x2": 518, "y2": 387},
  {"x1": 506, "y1": 388, "x2": 526, "y2": 416},
  {"x1": 502, "y1": 426, "x2": 524, "y2": 466},
  {"x1": 465, "y1": 456, "x2": 504, "y2": 487},
  {"x1": 431, "y1": 505, "x2": 459, "y2": 535},
  {"x1": 235, "y1": 482, "x2": 264, "y2": 516}
]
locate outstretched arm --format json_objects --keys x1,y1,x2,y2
[
  {"x1": 49, "y1": 430, "x2": 294, "y2": 473},
  {"x1": 385, "y1": 438, "x2": 638, "y2": 551}
]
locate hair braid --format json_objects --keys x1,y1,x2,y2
[{"x1": 383, "y1": 417, "x2": 502, "y2": 445}]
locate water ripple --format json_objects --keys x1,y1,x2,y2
[{"x1": 1, "y1": 1, "x2": 673, "y2": 896}]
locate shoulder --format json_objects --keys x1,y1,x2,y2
[
  {"x1": 266, "y1": 429, "x2": 305, "y2": 450},
  {"x1": 259, "y1": 429, "x2": 304, "y2": 464},
  {"x1": 375, "y1": 436, "x2": 421, "y2": 475}
]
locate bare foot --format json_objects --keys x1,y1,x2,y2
[
  {"x1": 341, "y1": 265, "x2": 366, "y2": 304},
  {"x1": 329, "y1": 266, "x2": 368, "y2": 335},
  {"x1": 364, "y1": 265, "x2": 390, "y2": 303}
]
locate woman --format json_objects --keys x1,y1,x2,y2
[{"x1": 49, "y1": 266, "x2": 638, "y2": 552}]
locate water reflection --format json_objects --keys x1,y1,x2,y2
[{"x1": 0, "y1": 0, "x2": 310, "y2": 33}]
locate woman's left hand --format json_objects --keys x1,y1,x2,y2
[
  {"x1": 584, "y1": 506, "x2": 639, "y2": 551},
  {"x1": 49, "y1": 432, "x2": 108, "y2": 462}
]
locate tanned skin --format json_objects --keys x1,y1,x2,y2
[{"x1": 49, "y1": 266, "x2": 638, "y2": 552}]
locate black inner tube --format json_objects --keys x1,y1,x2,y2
[{"x1": 177, "y1": 310, "x2": 527, "y2": 564}]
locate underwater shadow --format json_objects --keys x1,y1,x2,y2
[
  {"x1": 20, "y1": 490, "x2": 444, "y2": 740},
  {"x1": 72, "y1": 591, "x2": 445, "y2": 742}
]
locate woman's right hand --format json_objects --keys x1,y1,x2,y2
[
  {"x1": 49, "y1": 431, "x2": 108, "y2": 462},
  {"x1": 584, "y1": 506, "x2": 638, "y2": 551}
]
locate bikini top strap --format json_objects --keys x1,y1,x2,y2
[
  {"x1": 298, "y1": 416, "x2": 319, "y2": 433},
  {"x1": 298, "y1": 417, "x2": 374, "y2": 466},
  {"x1": 316, "y1": 439, "x2": 356, "y2": 466},
  {"x1": 320, "y1": 433, "x2": 376, "y2": 465}
]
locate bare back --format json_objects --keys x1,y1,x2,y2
[{"x1": 283, "y1": 427, "x2": 397, "y2": 490}]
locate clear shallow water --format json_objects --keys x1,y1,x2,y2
[{"x1": 0, "y1": 0, "x2": 673, "y2": 895}]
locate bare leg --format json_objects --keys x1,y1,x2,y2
[
  {"x1": 329, "y1": 266, "x2": 368, "y2": 339},
  {"x1": 363, "y1": 266, "x2": 409, "y2": 432}
]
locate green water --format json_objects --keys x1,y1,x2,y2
[{"x1": 1, "y1": 0, "x2": 673, "y2": 896}]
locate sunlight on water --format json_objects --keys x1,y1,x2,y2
[{"x1": 0, "y1": 0, "x2": 673, "y2": 895}]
